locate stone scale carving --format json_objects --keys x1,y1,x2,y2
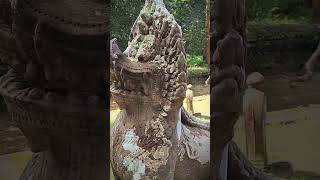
[
  {"x1": 0, "y1": 0, "x2": 109, "y2": 179},
  {"x1": 110, "y1": 0, "x2": 210, "y2": 179},
  {"x1": 210, "y1": 0, "x2": 246, "y2": 179},
  {"x1": 211, "y1": 0, "x2": 283, "y2": 179}
]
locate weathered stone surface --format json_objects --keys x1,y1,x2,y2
[
  {"x1": 211, "y1": 1, "x2": 285, "y2": 179},
  {"x1": 265, "y1": 162, "x2": 294, "y2": 179},
  {"x1": 0, "y1": 0, "x2": 109, "y2": 179},
  {"x1": 210, "y1": 0, "x2": 246, "y2": 179},
  {"x1": 0, "y1": 117, "x2": 29, "y2": 155},
  {"x1": 110, "y1": 0, "x2": 210, "y2": 179},
  {"x1": 243, "y1": 72, "x2": 268, "y2": 169},
  {"x1": 247, "y1": 72, "x2": 264, "y2": 86},
  {"x1": 228, "y1": 141, "x2": 285, "y2": 180}
]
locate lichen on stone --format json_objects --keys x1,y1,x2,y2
[
  {"x1": 181, "y1": 126, "x2": 210, "y2": 165},
  {"x1": 123, "y1": 156, "x2": 146, "y2": 180},
  {"x1": 141, "y1": 1, "x2": 156, "y2": 22},
  {"x1": 122, "y1": 129, "x2": 142, "y2": 155},
  {"x1": 116, "y1": 0, "x2": 189, "y2": 178},
  {"x1": 122, "y1": 124, "x2": 171, "y2": 178},
  {"x1": 135, "y1": 34, "x2": 155, "y2": 60}
]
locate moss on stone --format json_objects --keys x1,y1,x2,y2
[
  {"x1": 140, "y1": 1, "x2": 156, "y2": 24},
  {"x1": 142, "y1": 2, "x2": 155, "y2": 16},
  {"x1": 135, "y1": 34, "x2": 155, "y2": 59}
]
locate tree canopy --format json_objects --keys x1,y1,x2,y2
[{"x1": 111, "y1": 0, "x2": 206, "y2": 56}]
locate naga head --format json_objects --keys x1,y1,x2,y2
[{"x1": 110, "y1": 0, "x2": 187, "y2": 114}]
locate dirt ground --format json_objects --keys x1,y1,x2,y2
[
  {"x1": 191, "y1": 84, "x2": 210, "y2": 96},
  {"x1": 236, "y1": 71, "x2": 320, "y2": 179},
  {"x1": 264, "y1": 73, "x2": 320, "y2": 111},
  {"x1": 188, "y1": 71, "x2": 320, "y2": 112},
  {"x1": 187, "y1": 71, "x2": 320, "y2": 112},
  {"x1": 235, "y1": 107, "x2": 320, "y2": 179}
]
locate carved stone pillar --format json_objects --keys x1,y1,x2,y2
[
  {"x1": 211, "y1": 1, "x2": 283, "y2": 179},
  {"x1": 0, "y1": 0, "x2": 109, "y2": 179},
  {"x1": 210, "y1": 0, "x2": 246, "y2": 179}
]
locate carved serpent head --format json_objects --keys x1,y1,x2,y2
[{"x1": 110, "y1": 0, "x2": 187, "y2": 116}]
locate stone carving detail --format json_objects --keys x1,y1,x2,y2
[
  {"x1": 0, "y1": 0, "x2": 109, "y2": 179},
  {"x1": 110, "y1": 0, "x2": 210, "y2": 179},
  {"x1": 185, "y1": 84, "x2": 194, "y2": 114},
  {"x1": 210, "y1": 0, "x2": 246, "y2": 178},
  {"x1": 294, "y1": 40, "x2": 320, "y2": 81},
  {"x1": 211, "y1": 1, "x2": 283, "y2": 180}
]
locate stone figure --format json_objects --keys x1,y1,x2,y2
[
  {"x1": 243, "y1": 72, "x2": 268, "y2": 169},
  {"x1": 185, "y1": 84, "x2": 194, "y2": 115},
  {"x1": 0, "y1": 0, "x2": 109, "y2": 179},
  {"x1": 211, "y1": 0, "x2": 283, "y2": 179},
  {"x1": 210, "y1": 0, "x2": 246, "y2": 179},
  {"x1": 110, "y1": 0, "x2": 210, "y2": 179}
]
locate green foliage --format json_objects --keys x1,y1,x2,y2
[
  {"x1": 187, "y1": 55, "x2": 206, "y2": 68},
  {"x1": 247, "y1": 0, "x2": 312, "y2": 21},
  {"x1": 187, "y1": 66, "x2": 209, "y2": 78},
  {"x1": 166, "y1": 0, "x2": 206, "y2": 55},
  {"x1": 111, "y1": 0, "x2": 206, "y2": 56},
  {"x1": 188, "y1": 66, "x2": 208, "y2": 72},
  {"x1": 111, "y1": 0, "x2": 143, "y2": 49}
]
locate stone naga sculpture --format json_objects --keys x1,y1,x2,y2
[
  {"x1": 211, "y1": 0, "x2": 246, "y2": 179},
  {"x1": 110, "y1": 0, "x2": 210, "y2": 179},
  {"x1": 0, "y1": 0, "x2": 109, "y2": 179},
  {"x1": 294, "y1": 41, "x2": 320, "y2": 81},
  {"x1": 211, "y1": 1, "x2": 283, "y2": 179}
]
